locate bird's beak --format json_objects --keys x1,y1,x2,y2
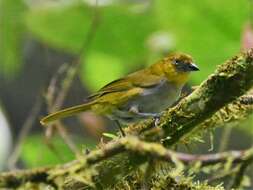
[{"x1": 189, "y1": 63, "x2": 199, "y2": 71}]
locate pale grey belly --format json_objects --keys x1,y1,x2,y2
[
  {"x1": 128, "y1": 85, "x2": 180, "y2": 113},
  {"x1": 109, "y1": 81, "x2": 182, "y2": 123}
]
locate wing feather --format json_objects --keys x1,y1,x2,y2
[{"x1": 87, "y1": 70, "x2": 165, "y2": 100}]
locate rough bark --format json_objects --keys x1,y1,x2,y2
[{"x1": 1, "y1": 49, "x2": 253, "y2": 189}]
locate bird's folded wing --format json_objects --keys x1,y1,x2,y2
[{"x1": 87, "y1": 72, "x2": 165, "y2": 100}]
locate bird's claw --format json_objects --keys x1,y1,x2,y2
[{"x1": 153, "y1": 113, "x2": 162, "y2": 127}]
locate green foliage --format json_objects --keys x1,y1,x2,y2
[
  {"x1": 0, "y1": 0, "x2": 26, "y2": 77},
  {"x1": 102, "y1": 132, "x2": 118, "y2": 139},
  {"x1": 0, "y1": 1, "x2": 252, "y2": 188},
  {"x1": 20, "y1": 134, "x2": 95, "y2": 167},
  {"x1": 25, "y1": 3, "x2": 91, "y2": 53},
  {"x1": 81, "y1": 52, "x2": 125, "y2": 90},
  {"x1": 153, "y1": 0, "x2": 250, "y2": 83},
  {"x1": 1, "y1": 0, "x2": 250, "y2": 85},
  {"x1": 25, "y1": 3, "x2": 156, "y2": 59},
  {"x1": 88, "y1": 5, "x2": 156, "y2": 63},
  {"x1": 113, "y1": 164, "x2": 225, "y2": 190},
  {"x1": 24, "y1": 0, "x2": 251, "y2": 88},
  {"x1": 25, "y1": 2, "x2": 157, "y2": 89},
  {"x1": 237, "y1": 114, "x2": 253, "y2": 136},
  {"x1": 26, "y1": 3, "x2": 157, "y2": 89}
]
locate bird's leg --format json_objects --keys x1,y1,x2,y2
[
  {"x1": 129, "y1": 106, "x2": 159, "y2": 117},
  {"x1": 129, "y1": 106, "x2": 161, "y2": 127},
  {"x1": 153, "y1": 114, "x2": 161, "y2": 127},
  {"x1": 115, "y1": 120, "x2": 125, "y2": 137}
]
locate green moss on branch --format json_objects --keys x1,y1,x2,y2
[
  {"x1": 157, "y1": 50, "x2": 253, "y2": 146},
  {"x1": 2, "y1": 50, "x2": 253, "y2": 189}
]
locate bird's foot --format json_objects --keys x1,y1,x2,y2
[
  {"x1": 119, "y1": 126, "x2": 126, "y2": 137},
  {"x1": 153, "y1": 113, "x2": 162, "y2": 127},
  {"x1": 115, "y1": 120, "x2": 126, "y2": 137}
]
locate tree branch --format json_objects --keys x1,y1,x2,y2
[
  {"x1": 135, "y1": 49, "x2": 253, "y2": 146},
  {"x1": 2, "y1": 49, "x2": 253, "y2": 189},
  {"x1": 230, "y1": 148, "x2": 253, "y2": 189},
  {"x1": 1, "y1": 136, "x2": 253, "y2": 189}
]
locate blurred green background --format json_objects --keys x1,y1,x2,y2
[{"x1": 0, "y1": 0, "x2": 253, "y2": 186}]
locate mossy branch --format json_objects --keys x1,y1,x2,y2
[
  {"x1": 1, "y1": 137, "x2": 253, "y2": 189},
  {"x1": 130, "y1": 49, "x2": 253, "y2": 146},
  {"x1": 1, "y1": 49, "x2": 253, "y2": 189}
]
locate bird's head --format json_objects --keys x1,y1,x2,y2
[
  {"x1": 156, "y1": 52, "x2": 199, "y2": 85},
  {"x1": 167, "y1": 52, "x2": 199, "y2": 73}
]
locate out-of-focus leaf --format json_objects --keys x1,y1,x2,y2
[
  {"x1": 25, "y1": 3, "x2": 91, "y2": 52},
  {"x1": 81, "y1": 52, "x2": 125, "y2": 91},
  {"x1": 21, "y1": 134, "x2": 95, "y2": 167},
  {"x1": 0, "y1": 0, "x2": 26, "y2": 77},
  {"x1": 102, "y1": 132, "x2": 117, "y2": 139},
  {"x1": 25, "y1": 3, "x2": 156, "y2": 61},
  {"x1": 25, "y1": 2, "x2": 158, "y2": 89},
  {"x1": 240, "y1": 114, "x2": 253, "y2": 135},
  {"x1": 153, "y1": 0, "x2": 249, "y2": 83},
  {"x1": 89, "y1": 5, "x2": 156, "y2": 64}
]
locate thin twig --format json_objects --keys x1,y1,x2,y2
[
  {"x1": 207, "y1": 167, "x2": 238, "y2": 183},
  {"x1": 54, "y1": 121, "x2": 80, "y2": 155},
  {"x1": 218, "y1": 127, "x2": 232, "y2": 152},
  {"x1": 142, "y1": 158, "x2": 155, "y2": 190},
  {"x1": 55, "y1": 137, "x2": 253, "y2": 170},
  {"x1": 44, "y1": 0, "x2": 100, "y2": 155},
  {"x1": 2, "y1": 137, "x2": 253, "y2": 189},
  {"x1": 44, "y1": 64, "x2": 79, "y2": 155},
  {"x1": 230, "y1": 153, "x2": 253, "y2": 189},
  {"x1": 45, "y1": 62, "x2": 69, "y2": 109},
  {"x1": 7, "y1": 95, "x2": 42, "y2": 169},
  {"x1": 49, "y1": 0, "x2": 100, "y2": 111},
  {"x1": 2, "y1": 49, "x2": 253, "y2": 189},
  {"x1": 50, "y1": 65, "x2": 77, "y2": 112},
  {"x1": 76, "y1": 0, "x2": 100, "y2": 58},
  {"x1": 49, "y1": 0, "x2": 100, "y2": 110}
]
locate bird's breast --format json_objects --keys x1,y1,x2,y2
[
  {"x1": 107, "y1": 80, "x2": 183, "y2": 124},
  {"x1": 133, "y1": 80, "x2": 181, "y2": 113}
]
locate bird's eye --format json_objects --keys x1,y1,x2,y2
[{"x1": 173, "y1": 59, "x2": 180, "y2": 65}]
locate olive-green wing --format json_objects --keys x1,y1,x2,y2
[
  {"x1": 87, "y1": 78, "x2": 132, "y2": 100},
  {"x1": 87, "y1": 71, "x2": 165, "y2": 100},
  {"x1": 129, "y1": 71, "x2": 165, "y2": 88}
]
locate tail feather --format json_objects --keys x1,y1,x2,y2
[{"x1": 40, "y1": 102, "x2": 93, "y2": 125}]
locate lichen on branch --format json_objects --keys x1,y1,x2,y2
[
  {"x1": 160, "y1": 50, "x2": 253, "y2": 146},
  {"x1": 1, "y1": 49, "x2": 253, "y2": 189},
  {"x1": 133, "y1": 49, "x2": 253, "y2": 146}
]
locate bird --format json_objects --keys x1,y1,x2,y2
[{"x1": 40, "y1": 52, "x2": 199, "y2": 134}]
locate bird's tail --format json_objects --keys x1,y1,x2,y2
[{"x1": 40, "y1": 102, "x2": 94, "y2": 125}]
